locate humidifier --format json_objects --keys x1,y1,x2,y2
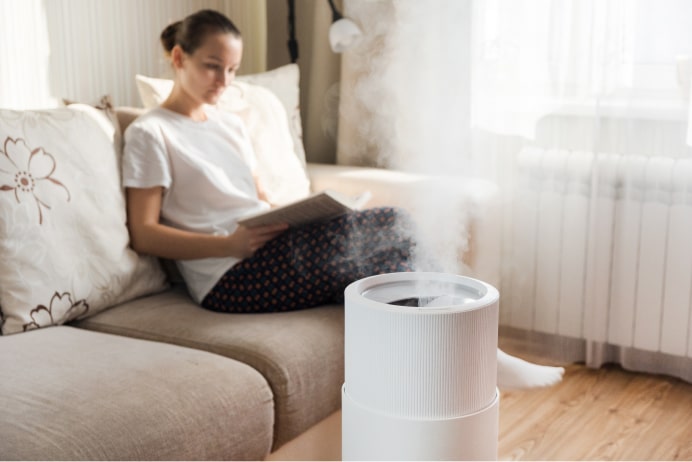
[{"x1": 342, "y1": 272, "x2": 500, "y2": 461}]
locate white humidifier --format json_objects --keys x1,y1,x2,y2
[{"x1": 342, "y1": 272, "x2": 500, "y2": 461}]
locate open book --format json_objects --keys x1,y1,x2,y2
[{"x1": 238, "y1": 190, "x2": 372, "y2": 228}]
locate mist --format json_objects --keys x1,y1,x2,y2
[{"x1": 338, "y1": 1, "x2": 477, "y2": 276}]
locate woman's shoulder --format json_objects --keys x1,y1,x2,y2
[
  {"x1": 124, "y1": 107, "x2": 180, "y2": 140},
  {"x1": 125, "y1": 106, "x2": 244, "y2": 139},
  {"x1": 125, "y1": 106, "x2": 163, "y2": 130}
]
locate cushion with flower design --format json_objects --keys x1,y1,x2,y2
[{"x1": 0, "y1": 104, "x2": 168, "y2": 335}]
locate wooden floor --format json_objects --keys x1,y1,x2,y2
[
  {"x1": 499, "y1": 362, "x2": 692, "y2": 460},
  {"x1": 269, "y1": 355, "x2": 692, "y2": 461}
]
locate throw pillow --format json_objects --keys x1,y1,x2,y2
[
  {"x1": 62, "y1": 94, "x2": 123, "y2": 154},
  {"x1": 234, "y1": 64, "x2": 306, "y2": 165},
  {"x1": 0, "y1": 105, "x2": 168, "y2": 335},
  {"x1": 219, "y1": 80, "x2": 310, "y2": 205},
  {"x1": 134, "y1": 64, "x2": 311, "y2": 205}
]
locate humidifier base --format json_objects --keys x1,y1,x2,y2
[{"x1": 342, "y1": 385, "x2": 499, "y2": 461}]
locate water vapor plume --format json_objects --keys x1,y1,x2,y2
[{"x1": 339, "y1": 1, "x2": 478, "y2": 277}]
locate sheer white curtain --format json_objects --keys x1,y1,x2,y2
[
  {"x1": 338, "y1": 0, "x2": 692, "y2": 382},
  {"x1": 472, "y1": 0, "x2": 692, "y2": 382},
  {"x1": 471, "y1": 0, "x2": 637, "y2": 139},
  {"x1": 0, "y1": 0, "x2": 54, "y2": 109}
]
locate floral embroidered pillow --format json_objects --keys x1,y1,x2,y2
[{"x1": 0, "y1": 105, "x2": 168, "y2": 335}]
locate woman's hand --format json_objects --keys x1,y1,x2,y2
[{"x1": 229, "y1": 223, "x2": 289, "y2": 259}]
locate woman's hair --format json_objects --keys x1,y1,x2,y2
[{"x1": 160, "y1": 9, "x2": 241, "y2": 57}]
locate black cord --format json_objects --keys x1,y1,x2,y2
[
  {"x1": 287, "y1": 0, "x2": 298, "y2": 62},
  {"x1": 327, "y1": 0, "x2": 343, "y2": 22}
]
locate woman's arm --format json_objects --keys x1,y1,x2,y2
[{"x1": 126, "y1": 186, "x2": 287, "y2": 260}]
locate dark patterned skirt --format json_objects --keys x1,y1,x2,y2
[{"x1": 201, "y1": 207, "x2": 416, "y2": 313}]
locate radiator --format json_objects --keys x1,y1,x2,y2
[{"x1": 503, "y1": 147, "x2": 692, "y2": 358}]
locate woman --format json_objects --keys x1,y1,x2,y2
[
  {"x1": 123, "y1": 9, "x2": 415, "y2": 314},
  {"x1": 123, "y1": 9, "x2": 564, "y2": 389}
]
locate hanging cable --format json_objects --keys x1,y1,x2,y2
[{"x1": 287, "y1": 0, "x2": 299, "y2": 62}]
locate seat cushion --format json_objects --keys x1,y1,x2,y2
[
  {"x1": 73, "y1": 287, "x2": 345, "y2": 450},
  {"x1": 0, "y1": 326, "x2": 273, "y2": 460}
]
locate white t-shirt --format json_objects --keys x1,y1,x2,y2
[{"x1": 122, "y1": 106, "x2": 270, "y2": 303}]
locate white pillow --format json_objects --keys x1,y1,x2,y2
[
  {"x1": 0, "y1": 105, "x2": 168, "y2": 335},
  {"x1": 135, "y1": 64, "x2": 310, "y2": 205},
  {"x1": 235, "y1": 64, "x2": 306, "y2": 165}
]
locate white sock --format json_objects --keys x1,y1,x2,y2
[{"x1": 497, "y1": 348, "x2": 565, "y2": 390}]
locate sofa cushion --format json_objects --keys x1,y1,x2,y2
[
  {"x1": 0, "y1": 325, "x2": 274, "y2": 460},
  {"x1": 73, "y1": 287, "x2": 345, "y2": 450},
  {"x1": 135, "y1": 64, "x2": 311, "y2": 206},
  {"x1": 0, "y1": 105, "x2": 168, "y2": 335}
]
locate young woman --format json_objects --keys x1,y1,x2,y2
[
  {"x1": 122, "y1": 9, "x2": 415, "y2": 314},
  {"x1": 123, "y1": 9, "x2": 564, "y2": 389}
]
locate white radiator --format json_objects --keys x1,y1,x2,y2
[{"x1": 503, "y1": 147, "x2": 692, "y2": 358}]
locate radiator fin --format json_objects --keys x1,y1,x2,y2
[{"x1": 504, "y1": 148, "x2": 692, "y2": 358}]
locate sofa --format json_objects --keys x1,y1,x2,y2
[{"x1": 0, "y1": 65, "x2": 499, "y2": 460}]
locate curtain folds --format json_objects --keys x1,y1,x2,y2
[
  {"x1": 471, "y1": 0, "x2": 638, "y2": 140},
  {"x1": 337, "y1": 0, "x2": 692, "y2": 383},
  {"x1": 486, "y1": 0, "x2": 692, "y2": 384},
  {"x1": 0, "y1": 0, "x2": 267, "y2": 109}
]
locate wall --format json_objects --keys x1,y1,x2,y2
[
  {"x1": 0, "y1": 0, "x2": 340, "y2": 164},
  {"x1": 266, "y1": 0, "x2": 342, "y2": 164}
]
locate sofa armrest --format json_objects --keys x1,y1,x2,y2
[
  {"x1": 306, "y1": 163, "x2": 436, "y2": 209},
  {"x1": 305, "y1": 163, "x2": 502, "y2": 285}
]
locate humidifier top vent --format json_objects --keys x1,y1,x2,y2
[{"x1": 356, "y1": 271, "x2": 496, "y2": 313}]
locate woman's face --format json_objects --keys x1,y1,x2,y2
[{"x1": 177, "y1": 32, "x2": 243, "y2": 105}]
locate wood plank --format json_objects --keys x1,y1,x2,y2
[
  {"x1": 499, "y1": 363, "x2": 692, "y2": 460},
  {"x1": 269, "y1": 351, "x2": 692, "y2": 460}
]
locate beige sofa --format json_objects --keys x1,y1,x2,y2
[
  {"x1": 0, "y1": 94, "x2": 498, "y2": 459},
  {"x1": 0, "y1": 104, "x2": 339, "y2": 460}
]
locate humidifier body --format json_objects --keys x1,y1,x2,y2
[{"x1": 342, "y1": 272, "x2": 500, "y2": 461}]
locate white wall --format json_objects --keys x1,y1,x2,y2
[{"x1": 266, "y1": 0, "x2": 343, "y2": 164}]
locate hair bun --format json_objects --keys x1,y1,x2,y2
[
  {"x1": 159, "y1": 10, "x2": 241, "y2": 58},
  {"x1": 160, "y1": 20, "x2": 182, "y2": 55}
]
